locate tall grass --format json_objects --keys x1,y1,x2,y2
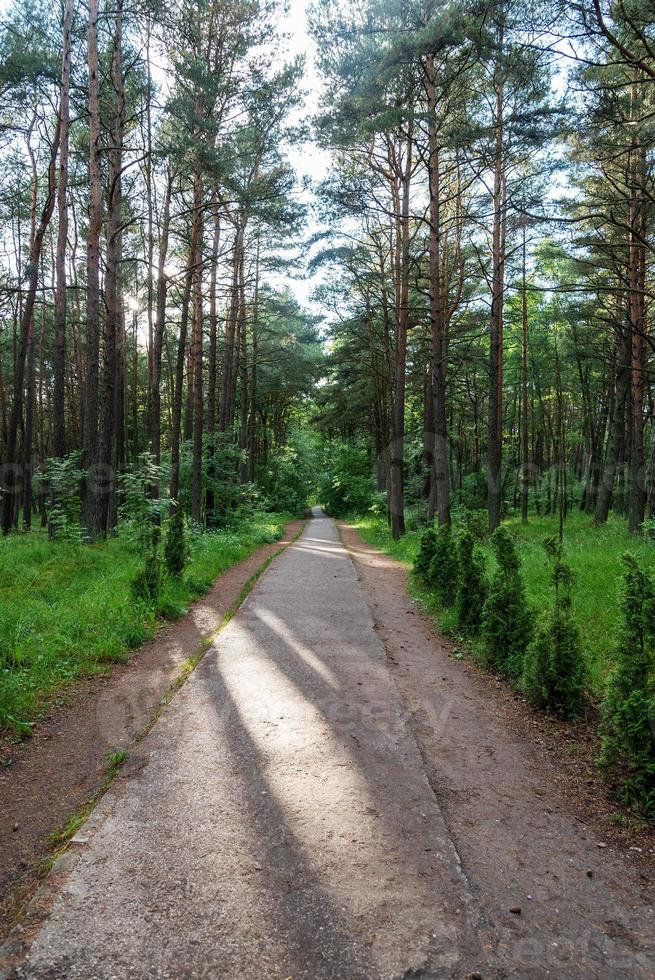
[
  {"x1": 352, "y1": 511, "x2": 655, "y2": 696},
  {"x1": 0, "y1": 513, "x2": 291, "y2": 735}
]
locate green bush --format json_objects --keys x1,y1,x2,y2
[
  {"x1": 427, "y1": 523, "x2": 458, "y2": 606},
  {"x1": 599, "y1": 555, "x2": 655, "y2": 817},
  {"x1": 456, "y1": 529, "x2": 487, "y2": 632},
  {"x1": 131, "y1": 527, "x2": 162, "y2": 601},
  {"x1": 522, "y1": 541, "x2": 585, "y2": 718},
  {"x1": 164, "y1": 510, "x2": 187, "y2": 578},
  {"x1": 414, "y1": 527, "x2": 437, "y2": 580},
  {"x1": 481, "y1": 526, "x2": 533, "y2": 676}
]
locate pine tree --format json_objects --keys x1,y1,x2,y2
[
  {"x1": 456, "y1": 529, "x2": 487, "y2": 632},
  {"x1": 599, "y1": 556, "x2": 655, "y2": 816},
  {"x1": 523, "y1": 539, "x2": 585, "y2": 718},
  {"x1": 481, "y1": 526, "x2": 532, "y2": 675}
]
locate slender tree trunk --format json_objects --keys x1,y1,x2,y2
[
  {"x1": 170, "y1": 264, "x2": 193, "y2": 508},
  {"x1": 390, "y1": 132, "x2": 412, "y2": 541},
  {"x1": 628, "y1": 137, "x2": 647, "y2": 533},
  {"x1": 219, "y1": 221, "x2": 243, "y2": 433},
  {"x1": 248, "y1": 234, "x2": 260, "y2": 482},
  {"x1": 425, "y1": 55, "x2": 450, "y2": 526},
  {"x1": 99, "y1": 0, "x2": 124, "y2": 535},
  {"x1": 205, "y1": 206, "x2": 220, "y2": 519},
  {"x1": 520, "y1": 222, "x2": 529, "y2": 523},
  {"x1": 487, "y1": 25, "x2": 506, "y2": 534},
  {"x1": 190, "y1": 169, "x2": 204, "y2": 524},
  {"x1": 238, "y1": 237, "x2": 249, "y2": 483},
  {"x1": 81, "y1": 0, "x2": 103, "y2": 541},
  {"x1": 150, "y1": 170, "x2": 173, "y2": 489},
  {"x1": 52, "y1": 0, "x2": 73, "y2": 460}
]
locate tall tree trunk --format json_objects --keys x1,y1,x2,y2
[
  {"x1": 170, "y1": 264, "x2": 193, "y2": 509},
  {"x1": 390, "y1": 132, "x2": 412, "y2": 541},
  {"x1": 520, "y1": 221, "x2": 529, "y2": 523},
  {"x1": 238, "y1": 238, "x2": 249, "y2": 483},
  {"x1": 487, "y1": 23, "x2": 506, "y2": 534},
  {"x1": 205, "y1": 206, "x2": 220, "y2": 519},
  {"x1": 52, "y1": 0, "x2": 73, "y2": 460},
  {"x1": 425, "y1": 55, "x2": 450, "y2": 526},
  {"x1": 81, "y1": 0, "x2": 103, "y2": 541},
  {"x1": 190, "y1": 169, "x2": 204, "y2": 524},
  {"x1": 150, "y1": 169, "x2": 173, "y2": 493},
  {"x1": 248, "y1": 237, "x2": 260, "y2": 483},
  {"x1": 628, "y1": 136, "x2": 647, "y2": 533},
  {"x1": 99, "y1": 0, "x2": 124, "y2": 535},
  {"x1": 219, "y1": 221, "x2": 242, "y2": 433}
]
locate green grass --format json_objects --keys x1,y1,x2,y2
[
  {"x1": 351, "y1": 510, "x2": 655, "y2": 696},
  {"x1": 0, "y1": 512, "x2": 292, "y2": 735}
]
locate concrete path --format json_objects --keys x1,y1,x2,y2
[{"x1": 2, "y1": 511, "x2": 487, "y2": 979}]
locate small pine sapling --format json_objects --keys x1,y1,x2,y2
[
  {"x1": 522, "y1": 538, "x2": 585, "y2": 719},
  {"x1": 427, "y1": 523, "x2": 458, "y2": 606},
  {"x1": 414, "y1": 527, "x2": 437, "y2": 580},
  {"x1": 131, "y1": 526, "x2": 162, "y2": 601},
  {"x1": 456, "y1": 529, "x2": 487, "y2": 632},
  {"x1": 481, "y1": 526, "x2": 533, "y2": 676},
  {"x1": 599, "y1": 555, "x2": 655, "y2": 818},
  {"x1": 164, "y1": 509, "x2": 188, "y2": 578}
]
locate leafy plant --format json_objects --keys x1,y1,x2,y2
[
  {"x1": 522, "y1": 538, "x2": 585, "y2": 718},
  {"x1": 427, "y1": 523, "x2": 458, "y2": 606},
  {"x1": 599, "y1": 555, "x2": 655, "y2": 817},
  {"x1": 456, "y1": 528, "x2": 487, "y2": 632},
  {"x1": 118, "y1": 452, "x2": 168, "y2": 550},
  {"x1": 481, "y1": 526, "x2": 533, "y2": 676},
  {"x1": 40, "y1": 452, "x2": 84, "y2": 541}
]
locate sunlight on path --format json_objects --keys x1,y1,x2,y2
[{"x1": 5, "y1": 513, "x2": 484, "y2": 979}]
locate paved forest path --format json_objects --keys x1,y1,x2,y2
[{"x1": 1, "y1": 510, "x2": 653, "y2": 979}]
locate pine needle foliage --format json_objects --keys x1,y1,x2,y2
[
  {"x1": 522, "y1": 538, "x2": 585, "y2": 719},
  {"x1": 413, "y1": 527, "x2": 437, "y2": 580},
  {"x1": 131, "y1": 526, "x2": 162, "y2": 602},
  {"x1": 164, "y1": 510, "x2": 188, "y2": 578},
  {"x1": 456, "y1": 528, "x2": 487, "y2": 632},
  {"x1": 599, "y1": 555, "x2": 655, "y2": 818},
  {"x1": 427, "y1": 523, "x2": 458, "y2": 607},
  {"x1": 481, "y1": 526, "x2": 533, "y2": 676}
]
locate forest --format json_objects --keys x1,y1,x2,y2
[
  {"x1": 1, "y1": 0, "x2": 655, "y2": 972},
  {"x1": 0, "y1": 0, "x2": 654, "y2": 820}
]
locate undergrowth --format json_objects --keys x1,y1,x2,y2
[{"x1": 0, "y1": 512, "x2": 291, "y2": 735}]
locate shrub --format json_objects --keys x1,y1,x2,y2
[
  {"x1": 456, "y1": 529, "x2": 487, "y2": 632},
  {"x1": 131, "y1": 527, "x2": 162, "y2": 601},
  {"x1": 427, "y1": 523, "x2": 458, "y2": 607},
  {"x1": 164, "y1": 510, "x2": 187, "y2": 578},
  {"x1": 481, "y1": 526, "x2": 533, "y2": 676},
  {"x1": 599, "y1": 555, "x2": 655, "y2": 817},
  {"x1": 414, "y1": 527, "x2": 437, "y2": 580},
  {"x1": 522, "y1": 540, "x2": 585, "y2": 718}
]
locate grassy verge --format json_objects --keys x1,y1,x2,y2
[
  {"x1": 350, "y1": 510, "x2": 655, "y2": 696},
  {"x1": 0, "y1": 512, "x2": 293, "y2": 735}
]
